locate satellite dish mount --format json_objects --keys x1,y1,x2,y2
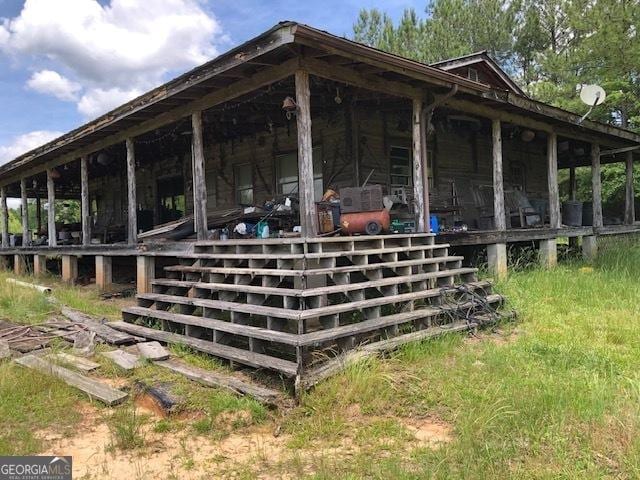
[{"x1": 578, "y1": 84, "x2": 606, "y2": 124}]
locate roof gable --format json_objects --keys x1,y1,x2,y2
[{"x1": 431, "y1": 51, "x2": 526, "y2": 96}]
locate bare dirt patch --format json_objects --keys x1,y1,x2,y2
[{"x1": 402, "y1": 416, "x2": 453, "y2": 448}]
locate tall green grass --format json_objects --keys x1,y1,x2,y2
[{"x1": 275, "y1": 234, "x2": 640, "y2": 479}]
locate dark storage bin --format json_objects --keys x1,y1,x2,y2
[{"x1": 562, "y1": 201, "x2": 583, "y2": 227}]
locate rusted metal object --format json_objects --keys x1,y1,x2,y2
[{"x1": 340, "y1": 209, "x2": 390, "y2": 235}]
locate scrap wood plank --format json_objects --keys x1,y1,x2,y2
[
  {"x1": 14, "y1": 354, "x2": 127, "y2": 406},
  {"x1": 47, "y1": 352, "x2": 100, "y2": 372},
  {"x1": 137, "y1": 341, "x2": 169, "y2": 361},
  {"x1": 101, "y1": 349, "x2": 142, "y2": 370},
  {"x1": 60, "y1": 307, "x2": 137, "y2": 345},
  {"x1": 154, "y1": 358, "x2": 287, "y2": 406}
]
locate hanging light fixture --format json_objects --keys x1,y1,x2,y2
[
  {"x1": 282, "y1": 96, "x2": 297, "y2": 120},
  {"x1": 334, "y1": 87, "x2": 342, "y2": 104}
]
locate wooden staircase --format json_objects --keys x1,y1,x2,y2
[{"x1": 114, "y1": 234, "x2": 503, "y2": 390}]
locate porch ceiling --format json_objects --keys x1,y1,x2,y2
[{"x1": 0, "y1": 21, "x2": 638, "y2": 188}]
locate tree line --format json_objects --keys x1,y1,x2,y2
[{"x1": 353, "y1": 0, "x2": 640, "y2": 214}]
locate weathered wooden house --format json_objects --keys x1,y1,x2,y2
[{"x1": 0, "y1": 22, "x2": 638, "y2": 389}]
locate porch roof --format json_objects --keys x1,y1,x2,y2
[{"x1": 1, "y1": 20, "x2": 638, "y2": 186}]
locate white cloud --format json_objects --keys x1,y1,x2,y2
[
  {"x1": 27, "y1": 69, "x2": 81, "y2": 101},
  {"x1": 1, "y1": 0, "x2": 224, "y2": 118},
  {"x1": 0, "y1": 130, "x2": 63, "y2": 165},
  {"x1": 77, "y1": 86, "x2": 143, "y2": 118}
]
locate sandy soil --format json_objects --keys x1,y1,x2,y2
[{"x1": 38, "y1": 401, "x2": 453, "y2": 479}]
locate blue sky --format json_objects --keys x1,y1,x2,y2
[{"x1": 0, "y1": 0, "x2": 425, "y2": 163}]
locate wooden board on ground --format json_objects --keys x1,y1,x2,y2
[
  {"x1": 14, "y1": 354, "x2": 127, "y2": 406},
  {"x1": 101, "y1": 349, "x2": 141, "y2": 370},
  {"x1": 47, "y1": 352, "x2": 100, "y2": 372},
  {"x1": 60, "y1": 307, "x2": 137, "y2": 345},
  {"x1": 155, "y1": 358, "x2": 287, "y2": 406},
  {"x1": 137, "y1": 341, "x2": 169, "y2": 361}
]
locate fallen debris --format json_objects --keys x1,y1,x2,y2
[
  {"x1": 0, "y1": 319, "x2": 86, "y2": 353},
  {"x1": 6, "y1": 278, "x2": 52, "y2": 294},
  {"x1": 155, "y1": 358, "x2": 287, "y2": 406},
  {"x1": 60, "y1": 307, "x2": 137, "y2": 345},
  {"x1": 101, "y1": 349, "x2": 142, "y2": 370},
  {"x1": 14, "y1": 354, "x2": 127, "y2": 406},
  {"x1": 47, "y1": 352, "x2": 100, "y2": 372},
  {"x1": 0, "y1": 339, "x2": 9, "y2": 359},
  {"x1": 137, "y1": 341, "x2": 169, "y2": 361},
  {"x1": 73, "y1": 331, "x2": 96, "y2": 356},
  {"x1": 133, "y1": 381, "x2": 183, "y2": 417}
]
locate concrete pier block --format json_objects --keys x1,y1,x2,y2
[
  {"x1": 582, "y1": 235, "x2": 598, "y2": 260},
  {"x1": 13, "y1": 254, "x2": 26, "y2": 276},
  {"x1": 487, "y1": 242, "x2": 508, "y2": 280},
  {"x1": 61, "y1": 255, "x2": 78, "y2": 284},
  {"x1": 539, "y1": 238, "x2": 558, "y2": 269},
  {"x1": 95, "y1": 255, "x2": 113, "y2": 290},
  {"x1": 33, "y1": 255, "x2": 47, "y2": 276},
  {"x1": 137, "y1": 256, "x2": 155, "y2": 294}
]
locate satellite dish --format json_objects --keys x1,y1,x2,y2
[
  {"x1": 577, "y1": 84, "x2": 606, "y2": 124},
  {"x1": 580, "y1": 84, "x2": 606, "y2": 106}
]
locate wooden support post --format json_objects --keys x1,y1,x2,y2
[
  {"x1": 81, "y1": 155, "x2": 91, "y2": 245},
  {"x1": 126, "y1": 139, "x2": 137, "y2": 244},
  {"x1": 412, "y1": 98, "x2": 427, "y2": 233},
  {"x1": 582, "y1": 235, "x2": 597, "y2": 260},
  {"x1": 547, "y1": 132, "x2": 561, "y2": 228},
  {"x1": 295, "y1": 70, "x2": 318, "y2": 237},
  {"x1": 487, "y1": 243, "x2": 507, "y2": 280},
  {"x1": 137, "y1": 256, "x2": 155, "y2": 294},
  {"x1": 591, "y1": 143, "x2": 603, "y2": 228},
  {"x1": 47, "y1": 168, "x2": 56, "y2": 247},
  {"x1": 538, "y1": 238, "x2": 558, "y2": 269},
  {"x1": 569, "y1": 167, "x2": 576, "y2": 202},
  {"x1": 35, "y1": 196, "x2": 42, "y2": 235},
  {"x1": 0, "y1": 186, "x2": 8, "y2": 248},
  {"x1": 492, "y1": 119, "x2": 506, "y2": 231},
  {"x1": 61, "y1": 255, "x2": 78, "y2": 284},
  {"x1": 191, "y1": 111, "x2": 208, "y2": 240},
  {"x1": 20, "y1": 178, "x2": 30, "y2": 246},
  {"x1": 13, "y1": 254, "x2": 26, "y2": 276},
  {"x1": 624, "y1": 151, "x2": 635, "y2": 225},
  {"x1": 95, "y1": 255, "x2": 113, "y2": 290},
  {"x1": 33, "y1": 254, "x2": 47, "y2": 276}
]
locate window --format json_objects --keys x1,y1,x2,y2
[
  {"x1": 276, "y1": 147, "x2": 323, "y2": 200},
  {"x1": 390, "y1": 145, "x2": 435, "y2": 196},
  {"x1": 234, "y1": 163, "x2": 254, "y2": 205},
  {"x1": 390, "y1": 146, "x2": 412, "y2": 190},
  {"x1": 468, "y1": 67, "x2": 479, "y2": 82}
]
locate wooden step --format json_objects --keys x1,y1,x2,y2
[
  {"x1": 184, "y1": 243, "x2": 450, "y2": 261},
  {"x1": 163, "y1": 255, "x2": 465, "y2": 277},
  {"x1": 124, "y1": 294, "x2": 500, "y2": 348},
  {"x1": 109, "y1": 321, "x2": 299, "y2": 376},
  {"x1": 193, "y1": 233, "x2": 435, "y2": 247},
  {"x1": 137, "y1": 293, "x2": 301, "y2": 320},
  {"x1": 152, "y1": 267, "x2": 477, "y2": 298},
  {"x1": 297, "y1": 280, "x2": 491, "y2": 319},
  {"x1": 136, "y1": 281, "x2": 491, "y2": 321},
  {"x1": 299, "y1": 293, "x2": 503, "y2": 345},
  {"x1": 123, "y1": 306, "x2": 300, "y2": 345}
]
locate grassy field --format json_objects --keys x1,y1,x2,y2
[{"x1": 1, "y1": 236, "x2": 640, "y2": 478}]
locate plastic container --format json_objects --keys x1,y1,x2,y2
[
  {"x1": 429, "y1": 214, "x2": 440, "y2": 234},
  {"x1": 562, "y1": 201, "x2": 583, "y2": 227}
]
